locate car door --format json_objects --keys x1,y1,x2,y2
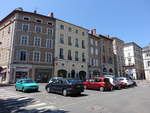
[{"x1": 93, "y1": 78, "x2": 102, "y2": 89}]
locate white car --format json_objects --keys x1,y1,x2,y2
[{"x1": 116, "y1": 77, "x2": 135, "y2": 87}]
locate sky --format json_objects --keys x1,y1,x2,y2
[{"x1": 0, "y1": 0, "x2": 150, "y2": 47}]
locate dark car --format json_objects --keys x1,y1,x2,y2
[{"x1": 45, "y1": 77, "x2": 84, "y2": 96}]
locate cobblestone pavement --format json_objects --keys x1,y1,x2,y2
[{"x1": 0, "y1": 81, "x2": 150, "y2": 113}]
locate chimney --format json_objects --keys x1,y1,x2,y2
[
  {"x1": 91, "y1": 29, "x2": 96, "y2": 35},
  {"x1": 105, "y1": 35, "x2": 110, "y2": 38},
  {"x1": 48, "y1": 12, "x2": 54, "y2": 18},
  {"x1": 34, "y1": 10, "x2": 37, "y2": 14}
]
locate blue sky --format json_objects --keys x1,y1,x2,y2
[{"x1": 0, "y1": 0, "x2": 150, "y2": 47}]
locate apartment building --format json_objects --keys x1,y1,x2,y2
[
  {"x1": 54, "y1": 19, "x2": 89, "y2": 80},
  {"x1": 143, "y1": 44, "x2": 150, "y2": 80},
  {"x1": 123, "y1": 42, "x2": 145, "y2": 79},
  {"x1": 88, "y1": 29, "x2": 101, "y2": 78},
  {"x1": 112, "y1": 37, "x2": 124, "y2": 77},
  {"x1": 0, "y1": 8, "x2": 55, "y2": 83},
  {"x1": 99, "y1": 35, "x2": 114, "y2": 75}
]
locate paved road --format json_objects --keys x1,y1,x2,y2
[{"x1": 0, "y1": 82, "x2": 150, "y2": 113}]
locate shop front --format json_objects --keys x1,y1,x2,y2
[
  {"x1": 35, "y1": 68, "x2": 52, "y2": 83},
  {"x1": 15, "y1": 68, "x2": 29, "y2": 81}
]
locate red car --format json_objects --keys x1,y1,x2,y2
[{"x1": 83, "y1": 77, "x2": 113, "y2": 92}]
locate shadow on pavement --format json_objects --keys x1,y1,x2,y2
[
  {"x1": 0, "y1": 84, "x2": 14, "y2": 87},
  {"x1": 0, "y1": 97, "x2": 69, "y2": 113}
]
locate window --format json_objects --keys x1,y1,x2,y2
[
  {"x1": 60, "y1": 25, "x2": 64, "y2": 30},
  {"x1": 36, "y1": 19, "x2": 42, "y2": 23},
  {"x1": 95, "y1": 40, "x2": 98, "y2": 46},
  {"x1": 60, "y1": 34, "x2": 64, "y2": 44},
  {"x1": 82, "y1": 53, "x2": 85, "y2": 62},
  {"x1": 47, "y1": 28, "x2": 53, "y2": 35},
  {"x1": 75, "y1": 29, "x2": 78, "y2": 34},
  {"x1": 95, "y1": 48, "x2": 98, "y2": 55},
  {"x1": 82, "y1": 40, "x2": 85, "y2": 49},
  {"x1": 68, "y1": 50, "x2": 72, "y2": 60},
  {"x1": 68, "y1": 27, "x2": 72, "y2": 32},
  {"x1": 90, "y1": 39, "x2": 93, "y2": 45},
  {"x1": 108, "y1": 57, "x2": 113, "y2": 64},
  {"x1": 75, "y1": 51, "x2": 79, "y2": 61},
  {"x1": 33, "y1": 51, "x2": 40, "y2": 62},
  {"x1": 20, "y1": 35, "x2": 28, "y2": 45},
  {"x1": 47, "y1": 21, "x2": 53, "y2": 25},
  {"x1": 68, "y1": 36, "x2": 72, "y2": 45},
  {"x1": 35, "y1": 26, "x2": 42, "y2": 33},
  {"x1": 147, "y1": 61, "x2": 150, "y2": 67},
  {"x1": 82, "y1": 32, "x2": 85, "y2": 36},
  {"x1": 22, "y1": 24, "x2": 29, "y2": 31},
  {"x1": 103, "y1": 56, "x2": 106, "y2": 63},
  {"x1": 34, "y1": 37, "x2": 41, "y2": 47},
  {"x1": 8, "y1": 27, "x2": 10, "y2": 34},
  {"x1": 91, "y1": 47, "x2": 94, "y2": 54},
  {"x1": 45, "y1": 52, "x2": 52, "y2": 63},
  {"x1": 59, "y1": 48, "x2": 64, "y2": 59},
  {"x1": 19, "y1": 51, "x2": 27, "y2": 61},
  {"x1": 46, "y1": 39, "x2": 53, "y2": 48},
  {"x1": 75, "y1": 39, "x2": 79, "y2": 47},
  {"x1": 23, "y1": 17, "x2": 30, "y2": 21}
]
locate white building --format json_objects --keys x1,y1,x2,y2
[
  {"x1": 54, "y1": 19, "x2": 89, "y2": 80},
  {"x1": 143, "y1": 44, "x2": 150, "y2": 80},
  {"x1": 123, "y1": 42, "x2": 145, "y2": 79}
]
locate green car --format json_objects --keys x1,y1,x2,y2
[{"x1": 15, "y1": 78, "x2": 39, "y2": 92}]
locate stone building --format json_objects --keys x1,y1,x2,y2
[
  {"x1": 99, "y1": 35, "x2": 115, "y2": 76},
  {"x1": 54, "y1": 19, "x2": 89, "y2": 80},
  {"x1": 0, "y1": 8, "x2": 55, "y2": 83},
  {"x1": 142, "y1": 44, "x2": 150, "y2": 80},
  {"x1": 88, "y1": 29, "x2": 101, "y2": 78},
  {"x1": 112, "y1": 37, "x2": 124, "y2": 77},
  {"x1": 123, "y1": 42, "x2": 145, "y2": 79}
]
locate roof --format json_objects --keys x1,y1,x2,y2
[
  {"x1": 124, "y1": 42, "x2": 142, "y2": 48},
  {"x1": 88, "y1": 33, "x2": 100, "y2": 39},
  {"x1": 99, "y1": 34, "x2": 113, "y2": 41},
  {"x1": 0, "y1": 9, "x2": 88, "y2": 31}
]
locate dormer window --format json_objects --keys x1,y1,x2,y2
[
  {"x1": 47, "y1": 21, "x2": 53, "y2": 25},
  {"x1": 36, "y1": 19, "x2": 42, "y2": 23},
  {"x1": 23, "y1": 17, "x2": 30, "y2": 21}
]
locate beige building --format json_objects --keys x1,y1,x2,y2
[
  {"x1": 123, "y1": 42, "x2": 145, "y2": 79},
  {"x1": 88, "y1": 29, "x2": 101, "y2": 78},
  {"x1": 112, "y1": 37, "x2": 124, "y2": 77},
  {"x1": 54, "y1": 19, "x2": 89, "y2": 80},
  {"x1": 0, "y1": 8, "x2": 55, "y2": 83},
  {"x1": 142, "y1": 44, "x2": 150, "y2": 80},
  {"x1": 99, "y1": 35, "x2": 115, "y2": 75}
]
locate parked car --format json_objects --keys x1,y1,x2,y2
[
  {"x1": 45, "y1": 77, "x2": 84, "y2": 96},
  {"x1": 116, "y1": 77, "x2": 137, "y2": 87},
  {"x1": 105, "y1": 77, "x2": 121, "y2": 90},
  {"x1": 15, "y1": 78, "x2": 39, "y2": 92},
  {"x1": 83, "y1": 77, "x2": 113, "y2": 92}
]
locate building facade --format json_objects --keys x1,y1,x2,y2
[
  {"x1": 88, "y1": 29, "x2": 101, "y2": 78},
  {"x1": 54, "y1": 19, "x2": 89, "y2": 80},
  {"x1": 99, "y1": 35, "x2": 115, "y2": 75},
  {"x1": 0, "y1": 8, "x2": 55, "y2": 83},
  {"x1": 112, "y1": 37, "x2": 124, "y2": 77},
  {"x1": 123, "y1": 42, "x2": 145, "y2": 79},
  {"x1": 142, "y1": 44, "x2": 150, "y2": 80}
]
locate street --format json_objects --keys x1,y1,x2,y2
[{"x1": 0, "y1": 81, "x2": 150, "y2": 113}]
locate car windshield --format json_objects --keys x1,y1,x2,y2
[{"x1": 23, "y1": 79, "x2": 33, "y2": 83}]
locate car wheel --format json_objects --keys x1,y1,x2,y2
[
  {"x1": 22, "y1": 88, "x2": 26, "y2": 92},
  {"x1": 118, "y1": 85, "x2": 121, "y2": 90},
  {"x1": 84, "y1": 85, "x2": 87, "y2": 90},
  {"x1": 63, "y1": 89, "x2": 67, "y2": 96},
  {"x1": 99, "y1": 87, "x2": 104, "y2": 92},
  {"x1": 46, "y1": 87, "x2": 51, "y2": 93},
  {"x1": 16, "y1": 87, "x2": 18, "y2": 91}
]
